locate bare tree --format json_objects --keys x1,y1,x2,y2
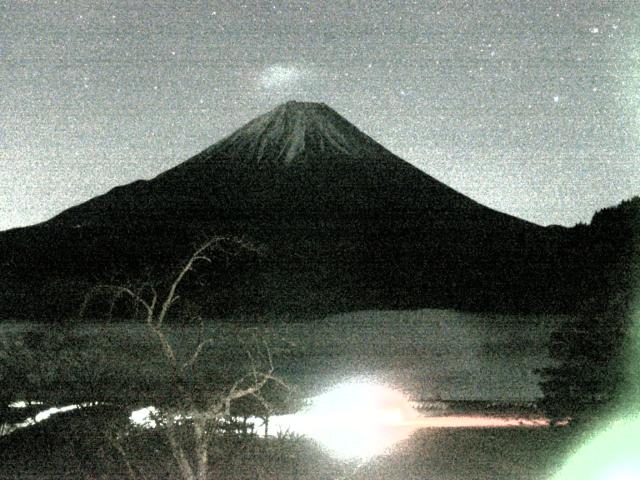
[{"x1": 84, "y1": 236, "x2": 287, "y2": 480}]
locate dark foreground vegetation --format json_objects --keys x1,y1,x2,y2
[
  {"x1": 1, "y1": 238, "x2": 300, "y2": 480},
  {"x1": 539, "y1": 197, "x2": 640, "y2": 420}
]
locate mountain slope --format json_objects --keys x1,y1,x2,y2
[
  {"x1": 48, "y1": 101, "x2": 533, "y2": 223},
  {"x1": 0, "y1": 101, "x2": 565, "y2": 319}
]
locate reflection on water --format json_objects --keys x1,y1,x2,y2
[
  {"x1": 268, "y1": 379, "x2": 423, "y2": 459},
  {"x1": 127, "y1": 379, "x2": 423, "y2": 459},
  {"x1": 127, "y1": 379, "x2": 554, "y2": 459},
  {"x1": 11, "y1": 381, "x2": 554, "y2": 461},
  {"x1": 258, "y1": 379, "x2": 552, "y2": 459}
]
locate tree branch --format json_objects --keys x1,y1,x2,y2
[
  {"x1": 156, "y1": 237, "x2": 225, "y2": 328},
  {"x1": 181, "y1": 338, "x2": 216, "y2": 372},
  {"x1": 165, "y1": 420, "x2": 196, "y2": 480}
]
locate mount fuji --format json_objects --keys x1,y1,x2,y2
[{"x1": 0, "y1": 101, "x2": 566, "y2": 318}]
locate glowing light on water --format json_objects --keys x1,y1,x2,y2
[
  {"x1": 266, "y1": 379, "x2": 552, "y2": 459},
  {"x1": 127, "y1": 381, "x2": 422, "y2": 459},
  {"x1": 270, "y1": 379, "x2": 422, "y2": 459},
  {"x1": 131, "y1": 381, "x2": 554, "y2": 461},
  {"x1": 414, "y1": 415, "x2": 550, "y2": 428}
]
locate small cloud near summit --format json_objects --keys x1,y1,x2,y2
[{"x1": 258, "y1": 64, "x2": 309, "y2": 91}]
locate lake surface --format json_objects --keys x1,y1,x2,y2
[
  {"x1": 268, "y1": 308, "x2": 562, "y2": 402},
  {"x1": 2, "y1": 308, "x2": 565, "y2": 403},
  {"x1": 2, "y1": 309, "x2": 577, "y2": 478}
]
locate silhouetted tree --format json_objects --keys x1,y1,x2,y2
[
  {"x1": 539, "y1": 197, "x2": 640, "y2": 420},
  {"x1": 1, "y1": 237, "x2": 291, "y2": 480}
]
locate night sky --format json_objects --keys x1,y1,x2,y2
[{"x1": 2, "y1": 1, "x2": 638, "y2": 230}]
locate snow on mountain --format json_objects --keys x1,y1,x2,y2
[{"x1": 191, "y1": 101, "x2": 389, "y2": 167}]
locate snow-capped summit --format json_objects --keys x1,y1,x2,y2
[{"x1": 198, "y1": 101, "x2": 389, "y2": 166}]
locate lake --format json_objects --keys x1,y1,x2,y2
[
  {"x1": 265, "y1": 308, "x2": 562, "y2": 402},
  {"x1": 2, "y1": 307, "x2": 563, "y2": 402},
  {"x1": 2, "y1": 308, "x2": 580, "y2": 478}
]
